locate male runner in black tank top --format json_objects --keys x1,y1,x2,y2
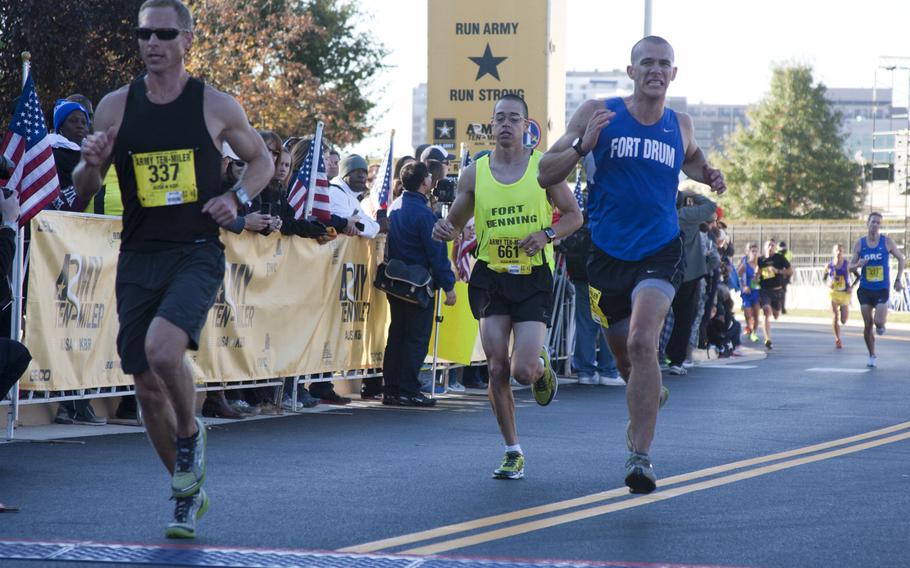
[{"x1": 73, "y1": 0, "x2": 274, "y2": 539}]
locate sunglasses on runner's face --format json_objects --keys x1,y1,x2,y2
[{"x1": 134, "y1": 27, "x2": 184, "y2": 41}]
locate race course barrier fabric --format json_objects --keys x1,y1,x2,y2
[{"x1": 21, "y1": 211, "x2": 392, "y2": 391}]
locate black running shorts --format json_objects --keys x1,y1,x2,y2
[
  {"x1": 467, "y1": 261, "x2": 553, "y2": 324},
  {"x1": 857, "y1": 287, "x2": 889, "y2": 307},
  {"x1": 115, "y1": 241, "x2": 225, "y2": 375},
  {"x1": 586, "y1": 235, "x2": 685, "y2": 327},
  {"x1": 758, "y1": 287, "x2": 784, "y2": 311}
]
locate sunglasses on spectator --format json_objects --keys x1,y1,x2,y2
[
  {"x1": 134, "y1": 27, "x2": 186, "y2": 41},
  {"x1": 231, "y1": 160, "x2": 246, "y2": 168}
]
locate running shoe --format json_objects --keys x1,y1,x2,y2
[
  {"x1": 668, "y1": 365, "x2": 687, "y2": 376},
  {"x1": 164, "y1": 488, "x2": 209, "y2": 539},
  {"x1": 492, "y1": 451, "x2": 525, "y2": 480},
  {"x1": 749, "y1": 332, "x2": 759, "y2": 342},
  {"x1": 598, "y1": 373, "x2": 626, "y2": 387},
  {"x1": 743, "y1": 326, "x2": 751, "y2": 335},
  {"x1": 764, "y1": 339, "x2": 773, "y2": 350},
  {"x1": 533, "y1": 347, "x2": 557, "y2": 406},
  {"x1": 867, "y1": 355, "x2": 877, "y2": 368},
  {"x1": 171, "y1": 417, "x2": 207, "y2": 498},
  {"x1": 682, "y1": 359, "x2": 696, "y2": 368},
  {"x1": 875, "y1": 326, "x2": 886, "y2": 336},
  {"x1": 835, "y1": 339, "x2": 843, "y2": 349},
  {"x1": 624, "y1": 452, "x2": 657, "y2": 494},
  {"x1": 577, "y1": 373, "x2": 597, "y2": 385}
]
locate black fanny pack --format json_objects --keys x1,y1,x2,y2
[{"x1": 374, "y1": 258, "x2": 434, "y2": 308}]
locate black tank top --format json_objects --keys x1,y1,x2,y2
[{"x1": 114, "y1": 76, "x2": 222, "y2": 252}]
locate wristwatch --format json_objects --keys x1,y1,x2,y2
[
  {"x1": 229, "y1": 184, "x2": 251, "y2": 205},
  {"x1": 571, "y1": 137, "x2": 586, "y2": 157},
  {"x1": 543, "y1": 227, "x2": 557, "y2": 243}
]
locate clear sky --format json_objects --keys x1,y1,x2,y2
[{"x1": 349, "y1": 0, "x2": 910, "y2": 157}]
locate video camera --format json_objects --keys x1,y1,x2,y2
[{"x1": 432, "y1": 177, "x2": 457, "y2": 205}]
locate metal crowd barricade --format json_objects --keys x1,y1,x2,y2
[{"x1": 3, "y1": 255, "x2": 580, "y2": 437}]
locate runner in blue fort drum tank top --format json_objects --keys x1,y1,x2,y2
[
  {"x1": 537, "y1": 36, "x2": 728, "y2": 495},
  {"x1": 586, "y1": 97, "x2": 684, "y2": 262}
]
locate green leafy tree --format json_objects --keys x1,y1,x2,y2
[
  {"x1": 0, "y1": 0, "x2": 144, "y2": 119},
  {"x1": 187, "y1": 0, "x2": 387, "y2": 145},
  {"x1": 713, "y1": 65, "x2": 861, "y2": 219}
]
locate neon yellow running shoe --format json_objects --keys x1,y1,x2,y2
[
  {"x1": 164, "y1": 488, "x2": 209, "y2": 539},
  {"x1": 533, "y1": 347, "x2": 557, "y2": 406},
  {"x1": 492, "y1": 451, "x2": 525, "y2": 480},
  {"x1": 172, "y1": 417, "x2": 207, "y2": 498}
]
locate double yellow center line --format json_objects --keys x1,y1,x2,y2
[{"x1": 339, "y1": 421, "x2": 910, "y2": 555}]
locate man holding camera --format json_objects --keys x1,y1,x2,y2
[
  {"x1": 433, "y1": 94, "x2": 582, "y2": 480},
  {"x1": 382, "y1": 161, "x2": 456, "y2": 407}
]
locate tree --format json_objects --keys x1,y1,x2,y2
[
  {"x1": 0, "y1": 0, "x2": 144, "y2": 119},
  {"x1": 187, "y1": 0, "x2": 387, "y2": 146},
  {"x1": 713, "y1": 65, "x2": 862, "y2": 219}
]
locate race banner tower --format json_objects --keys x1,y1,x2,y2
[{"x1": 427, "y1": 0, "x2": 566, "y2": 158}]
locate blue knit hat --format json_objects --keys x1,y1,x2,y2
[{"x1": 52, "y1": 99, "x2": 90, "y2": 133}]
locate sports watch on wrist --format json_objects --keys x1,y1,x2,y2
[
  {"x1": 543, "y1": 227, "x2": 557, "y2": 243},
  {"x1": 571, "y1": 137, "x2": 586, "y2": 157},
  {"x1": 229, "y1": 185, "x2": 251, "y2": 206}
]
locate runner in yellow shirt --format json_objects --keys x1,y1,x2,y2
[
  {"x1": 433, "y1": 95, "x2": 582, "y2": 479},
  {"x1": 823, "y1": 244, "x2": 852, "y2": 349}
]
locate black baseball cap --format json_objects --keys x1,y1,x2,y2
[{"x1": 420, "y1": 145, "x2": 455, "y2": 163}]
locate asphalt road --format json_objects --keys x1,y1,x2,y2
[{"x1": 1, "y1": 320, "x2": 908, "y2": 568}]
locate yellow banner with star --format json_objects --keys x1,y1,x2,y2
[{"x1": 426, "y1": 0, "x2": 565, "y2": 161}]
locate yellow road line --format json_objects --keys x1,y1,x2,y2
[
  {"x1": 404, "y1": 430, "x2": 910, "y2": 555},
  {"x1": 339, "y1": 421, "x2": 910, "y2": 553}
]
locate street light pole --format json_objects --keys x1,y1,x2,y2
[{"x1": 644, "y1": 0, "x2": 652, "y2": 36}]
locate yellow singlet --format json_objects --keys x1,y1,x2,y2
[{"x1": 473, "y1": 151, "x2": 553, "y2": 275}]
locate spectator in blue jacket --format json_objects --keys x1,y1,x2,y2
[{"x1": 381, "y1": 162, "x2": 456, "y2": 407}]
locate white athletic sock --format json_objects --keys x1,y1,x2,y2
[{"x1": 505, "y1": 444, "x2": 523, "y2": 455}]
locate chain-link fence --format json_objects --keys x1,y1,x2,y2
[{"x1": 726, "y1": 221, "x2": 908, "y2": 267}]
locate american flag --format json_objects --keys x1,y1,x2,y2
[
  {"x1": 287, "y1": 124, "x2": 331, "y2": 222},
  {"x1": 573, "y1": 165, "x2": 585, "y2": 212},
  {"x1": 453, "y1": 144, "x2": 476, "y2": 281},
  {"x1": 458, "y1": 144, "x2": 472, "y2": 174},
  {"x1": 0, "y1": 70, "x2": 60, "y2": 227},
  {"x1": 454, "y1": 218, "x2": 476, "y2": 282},
  {"x1": 368, "y1": 131, "x2": 394, "y2": 217}
]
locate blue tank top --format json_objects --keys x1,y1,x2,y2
[
  {"x1": 858, "y1": 235, "x2": 890, "y2": 290},
  {"x1": 741, "y1": 259, "x2": 756, "y2": 289},
  {"x1": 585, "y1": 98, "x2": 684, "y2": 261}
]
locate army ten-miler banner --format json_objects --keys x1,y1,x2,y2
[{"x1": 21, "y1": 211, "x2": 394, "y2": 391}]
